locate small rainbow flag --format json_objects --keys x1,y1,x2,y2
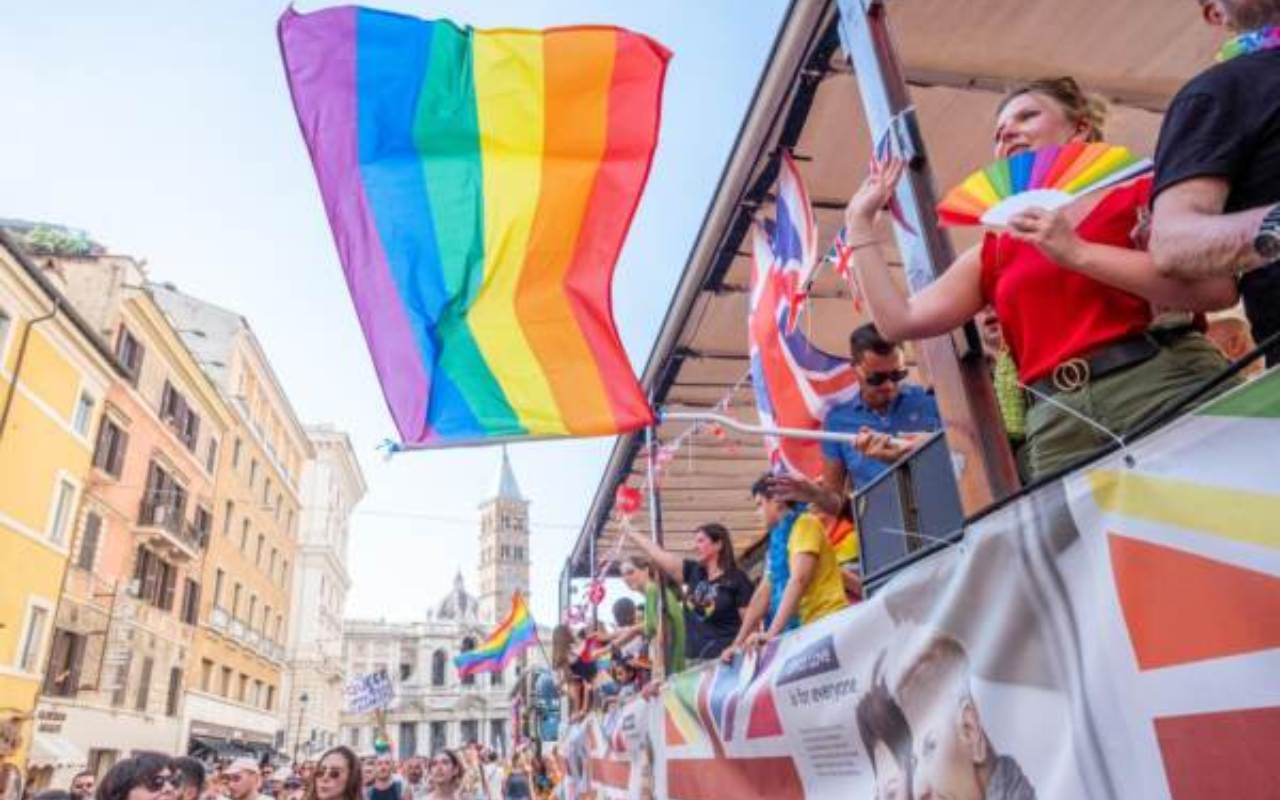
[
  {"x1": 279, "y1": 7, "x2": 667, "y2": 447},
  {"x1": 453, "y1": 593, "x2": 539, "y2": 677}
]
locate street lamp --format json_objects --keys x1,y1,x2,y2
[{"x1": 291, "y1": 692, "x2": 309, "y2": 764}]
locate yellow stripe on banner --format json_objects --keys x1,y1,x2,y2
[
  {"x1": 1087, "y1": 469, "x2": 1280, "y2": 551},
  {"x1": 470, "y1": 31, "x2": 568, "y2": 435}
]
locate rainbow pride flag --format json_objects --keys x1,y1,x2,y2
[
  {"x1": 279, "y1": 7, "x2": 667, "y2": 447},
  {"x1": 453, "y1": 593, "x2": 539, "y2": 677}
]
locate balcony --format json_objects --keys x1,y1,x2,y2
[
  {"x1": 211, "y1": 606, "x2": 230, "y2": 632},
  {"x1": 246, "y1": 629, "x2": 261, "y2": 651},
  {"x1": 136, "y1": 499, "x2": 205, "y2": 561},
  {"x1": 230, "y1": 619, "x2": 246, "y2": 640}
]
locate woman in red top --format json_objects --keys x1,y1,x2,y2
[{"x1": 845, "y1": 77, "x2": 1240, "y2": 479}]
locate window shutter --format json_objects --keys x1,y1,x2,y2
[
  {"x1": 78, "y1": 513, "x2": 101, "y2": 570},
  {"x1": 42, "y1": 630, "x2": 71, "y2": 695},
  {"x1": 67, "y1": 633, "x2": 86, "y2": 694},
  {"x1": 110, "y1": 427, "x2": 129, "y2": 477}
]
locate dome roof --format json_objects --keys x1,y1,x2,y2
[{"x1": 436, "y1": 571, "x2": 479, "y2": 621}]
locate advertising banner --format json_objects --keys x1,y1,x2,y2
[{"x1": 571, "y1": 372, "x2": 1280, "y2": 799}]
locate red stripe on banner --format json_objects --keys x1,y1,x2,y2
[
  {"x1": 1108, "y1": 533, "x2": 1280, "y2": 670},
  {"x1": 560, "y1": 29, "x2": 668, "y2": 432},
  {"x1": 589, "y1": 757, "x2": 631, "y2": 790},
  {"x1": 746, "y1": 684, "x2": 783, "y2": 739},
  {"x1": 667, "y1": 757, "x2": 804, "y2": 800},
  {"x1": 1155, "y1": 706, "x2": 1280, "y2": 799}
]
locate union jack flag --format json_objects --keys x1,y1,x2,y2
[
  {"x1": 773, "y1": 151, "x2": 819, "y2": 334},
  {"x1": 750, "y1": 221, "x2": 860, "y2": 478}
]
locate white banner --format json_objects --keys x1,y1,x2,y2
[
  {"x1": 570, "y1": 372, "x2": 1280, "y2": 799},
  {"x1": 344, "y1": 669, "x2": 394, "y2": 714}
]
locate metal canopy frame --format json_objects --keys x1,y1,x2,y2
[{"x1": 560, "y1": 0, "x2": 1220, "y2": 612}]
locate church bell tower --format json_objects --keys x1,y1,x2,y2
[{"x1": 478, "y1": 447, "x2": 530, "y2": 623}]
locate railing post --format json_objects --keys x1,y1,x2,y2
[{"x1": 835, "y1": 0, "x2": 1020, "y2": 511}]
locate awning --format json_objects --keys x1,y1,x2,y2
[
  {"x1": 563, "y1": 0, "x2": 1220, "y2": 586},
  {"x1": 188, "y1": 735, "x2": 261, "y2": 760},
  {"x1": 27, "y1": 733, "x2": 86, "y2": 768}
]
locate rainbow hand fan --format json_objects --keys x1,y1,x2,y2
[{"x1": 936, "y1": 143, "x2": 1152, "y2": 227}]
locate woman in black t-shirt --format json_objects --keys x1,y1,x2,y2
[{"x1": 623, "y1": 522, "x2": 754, "y2": 662}]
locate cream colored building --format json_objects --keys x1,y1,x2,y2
[
  {"x1": 281, "y1": 425, "x2": 365, "y2": 762},
  {"x1": 150, "y1": 285, "x2": 313, "y2": 760}
]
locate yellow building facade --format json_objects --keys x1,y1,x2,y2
[{"x1": 0, "y1": 234, "x2": 121, "y2": 787}]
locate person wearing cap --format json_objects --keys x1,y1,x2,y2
[{"x1": 223, "y1": 759, "x2": 271, "y2": 800}]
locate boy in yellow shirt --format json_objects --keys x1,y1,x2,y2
[{"x1": 723, "y1": 476, "x2": 849, "y2": 661}]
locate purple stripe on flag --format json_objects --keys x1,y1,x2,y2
[{"x1": 279, "y1": 7, "x2": 431, "y2": 442}]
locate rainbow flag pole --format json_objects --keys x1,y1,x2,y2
[{"x1": 453, "y1": 592, "x2": 540, "y2": 677}]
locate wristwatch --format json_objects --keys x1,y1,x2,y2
[{"x1": 1254, "y1": 204, "x2": 1280, "y2": 262}]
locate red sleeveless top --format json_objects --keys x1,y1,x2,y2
[{"x1": 980, "y1": 176, "x2": 1154, "y2": 384}]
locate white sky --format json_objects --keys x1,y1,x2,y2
[{"x1": 0, "y1": 0, "x2": 790, "y2": 628}]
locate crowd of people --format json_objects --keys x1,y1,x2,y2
[{"x1": 28, "y1": 745, "x2": 569, "y2": 800}]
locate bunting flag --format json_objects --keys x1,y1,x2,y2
[
  {"x1": 749, "y1": 222, "x2": 860, "y2": 477},
  {"x1": 454, "y1": 593, "x2": 539, "y2": 677},
  {"x1": 279, "y1": 7, "x2": 667, "y2": 447}
]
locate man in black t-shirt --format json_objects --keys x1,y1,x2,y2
[{"x1": 1150, "y1": 0, "x2": 1280, "y2": 364}]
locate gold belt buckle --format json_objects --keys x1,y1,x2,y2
[{"x1": 1052, "y1": 358, "x2": 1090, "y2": 393}]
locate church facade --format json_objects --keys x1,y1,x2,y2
[{"x1": 337, "y1": 451, "x2": 545, "y2": 757}]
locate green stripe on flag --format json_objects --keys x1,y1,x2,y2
[{"x1": 1197, "y1": 370, "x2": 1280, "y2": 419}]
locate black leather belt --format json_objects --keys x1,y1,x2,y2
[{"x1": 1028, "y1": 326, "x2": 1193, "y2": 400}]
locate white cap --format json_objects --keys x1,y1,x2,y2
[{"x1": 226, "y1": 758, "x2": 261, "y2": 775}]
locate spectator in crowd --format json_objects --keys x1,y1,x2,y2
[
  {"x1": 622, "y1": 522, "x2": 755, "y2": 663},
  {"x1": 305, "y1": 747, "x2": 361, "y2": 800},
  {"x1": 398, "y1": 759, "x2": 425, "y2": 800},
  {"x1": 34, "y1": 791, "x2": 71, "y2": 800},
  {"x1": 619, "y1": 556, "x2": 687, "y2": 675},
  {"x1": 479, "y1": 753, "x2": 501, "y2": 800},
  {"x1": 551, "y1": 624, "x2": 589, "y2": 721},
  {"x1": 69, "y1": 772, "x2": 95, "y2": 800},
  {"x1": 222, "y1": 760, "x2": 269, "y2": 800},
  {"x1": 723, "y1": 476, "x2": 848, "y2": 661},
  {"x1": 423, "y1": 751, "x2": 462, "y2": 800},
  {"x1": 602, "y1": 597, "x2": 648, "y2": 672},
  {"x1": 845, "y1": 78, "x2": 1240, "y2": 479},
  {"x1": 897, "y1": 634, "x2": 1035, "y2": 800},
  {"x1": 170, "y1": 759, "x2": 205, "y2": 800},
  {"x1": 856, "y1": 656, "x2": 913, "y2": 800},
  {"x1": 500, "y1": 752, "x2": 531, "y2": 800},
  {"x1": 95, "y1": 753, "x2": 179, "y2": 800},
  {"x1": 1150, "y1": 0, "x2": 1280, "y2": 365},
  {"x1": 365, "y1": 756, "x2": 399, "y2": 800},
  {"x1": 277, "y1": 774, "x2": 302, "y2": 800},
  {"x1": 815, "y1": 500, "x2": 864, "y2": 603},
  {"x1": 357, "y1": 760, "x2": 374, "y2": 795},
  {"x1": 1207, "y1": 314, "x2": 1265, "y2": 377},
  {"x1": 296, "y1": 766, "x2": 314, "y2": 789}
]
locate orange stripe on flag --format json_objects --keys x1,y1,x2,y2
[
  {"x1": 1108, "y1": 533, "x2": 1280, "y2": 670},
  {"x1": 1155, "y1": 706, "x2": 1280, "y2": 800}
]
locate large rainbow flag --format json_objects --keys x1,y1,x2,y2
[
  {"x1": 453, "y1": 592, "x2": 539, "y2": 677},
  {"x1": 279, "y1": 7, "x2": 667, "y2": 447}
]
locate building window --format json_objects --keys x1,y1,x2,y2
[
  {"x1": 237, "y1": 673, "x2": 248, "y2": 702},
  {"x1": 348, "y1": 728, "x2": 360, "y2": 749},
  {"x1": 135, "y1": 656, "x2": 154, "y2": 712},
  {"x1": 430, "y1": 722, "x2": 446, "y2": 753},
  {"x1": 249, "y1": 459, "x2": 258, "y2": 488},
  {"x1": 222, "y1": 501, "x2": 233, "y2": 536},
  {"x1": 140, "y1": 461, "x2": 187, "y2": 534},
  {"x1": 265, "y1": 685, "x2": 275, "y2": 711},
  {"x1": 251, "y1": 679, "x2": 262, "y2": 707},
  {"x1": 192, "y1": 506, "x2": 212, "y2": 547},
  {"x1": 399, "y1": 662, "x2": 412, "y2": 681},
  {"x1": 490, "y1": 668, "x2": 503, "y2": 688},
  {"x1": 240, "y1": 519, "x2": 250, "y2": 552},
  {"x1": 72, "y1": 391, "x2": 95, "y2": 436},
  {"x1": 248, "y1": 595, "x2": 257, "y2": 628},
  {"x1": 133, "y1": 546, "x2": 177, "y2": 611},
  {"x1": 91, "y1": 416, "x2": 129, "y2": 477},
  {"x1": 166, "y1": 667, "x2": 182, "y2": 716},
  {"x1": 489, "y1": 720, "x2": 505, "y2": 752},
  {"x1": 159, "y1": 381, "x2": 201, "y2": 452},
  {"x1": 180, "y1": 579, "x2": 200, "y2": 625},
  {"x1": 460, "y1": 719, "x2": 478, "y2": 746},
  {"x1": 431, "y1": 651, "x2": 447, "y2": 687},
  {"x1": 205, "y1": 438, "x2": 218, "y2": 473},
  {"x1": 459, "y1": 638, "x2": 476, "y2": 686},
  {"x1": 213, "y1": 569, "x2": 225, "y2": 608},
  {"x1": 49, "y1": 479, "x2": 76, "y2": 545},
  {"x1": 220, "y1": 666, "x2": 232, "y2": 697},
  {"x1": 200, "y1": 659, "x2": 214, "y2": 692},
  {"x1": 77, "y1": 511, "x2": 102, "y2": 571},
  {"x1": 115, "y1": 326, "x2": 145, "y2": 385},
  {"x1": 232, "y1": 583, "x2": 242, "y2": 617},
  {"x1": 42, "y1": 628, "x2": 86, "y2": 697},
  {"x1": 255, "y1": 534, "x2": 265, "y2": 566},
  {"x1": 269, "y1": 548, "x2": 277, "y2": 577}
]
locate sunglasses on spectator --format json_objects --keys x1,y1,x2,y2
[
  {"x1": 863, "y1": 369, "x2": 908, "y2": 386},
  {"x1": 145, "y1": 775, "x2": 182, "y2": 792},
  {"x1": 317, "y1": 768, "x2": 346, "y2": 781}
]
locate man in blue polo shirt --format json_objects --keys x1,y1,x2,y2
[{"x1": 771, "y1": 324, "x2": 940, "y2": 514}]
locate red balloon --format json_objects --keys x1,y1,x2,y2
[
  {"x1": 615, "y1": 485, "x2": 642, "y2": 515},
  {"x1": 587, "y1": 580, "x2": 606, "y2": 606}
]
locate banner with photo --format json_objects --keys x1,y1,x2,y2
[{"x1": 572, "y1": 372, "x2": 1280, "y2": 799}]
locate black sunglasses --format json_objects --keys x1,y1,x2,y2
[
  {"x1": 145, "y1": 774, "x2": 182, "y2": 792},
  {"x1": 317, "y1": 767, "x2": 345, "y2": 781},
  {"x1": 863, "y1": 369, "x2": 908, "y2": 387}
]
